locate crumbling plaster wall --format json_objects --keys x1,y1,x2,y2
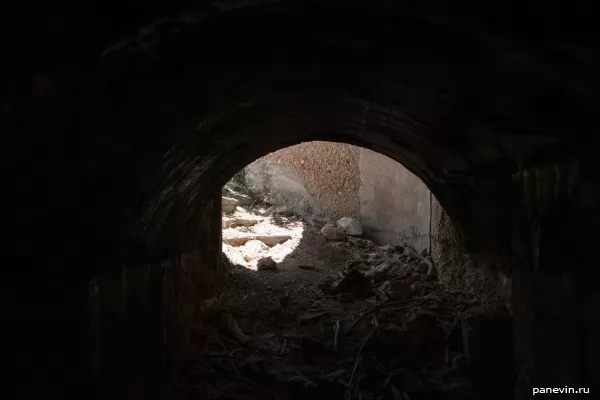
[{"x1": 245, "y1": 142, "x2": 432, "y2": 249}]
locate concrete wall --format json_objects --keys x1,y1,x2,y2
[
  {"x1": 244, "y1": 141, "x2": 431, "y2": 252},
  {"x1": 359, "y1": 148, "x2": 431, "y2": 252}
]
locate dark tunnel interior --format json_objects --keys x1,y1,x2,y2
[{"x1": 5, "y1": 1, "x2": 600, "y2": 399}]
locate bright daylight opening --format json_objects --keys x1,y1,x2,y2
[
  {"x1": 221, "y1": 166, "x2": 305, "y2": 271},
  {"x1": 188, "y1": 140, "x2": 516, "y2": 399}
]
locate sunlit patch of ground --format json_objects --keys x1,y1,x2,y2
[{"x1": 222, "y1": 206, "x2": 305, "y2": 270}]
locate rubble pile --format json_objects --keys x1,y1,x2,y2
[{"x1": 190, "y1": 202, "x2": 515, "y2": 399}]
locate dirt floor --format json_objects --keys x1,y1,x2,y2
[{"x1": 183, "y1": 201, "x2": 514, "y2": 400}]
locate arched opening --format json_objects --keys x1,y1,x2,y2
[
  {"x1": 221, "y1": 140, "x2": 435, "y2": 269},
  {"x1": 207, "y1": 140, "x2": 515, "y2": 399},
  {"x1": 9, "y1": 6, "x2": 600, "y2": 400}
]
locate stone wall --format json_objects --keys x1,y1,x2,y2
[
  {"x1": 245, "y1": 141, "x2": 432, "y2": 252},
  {"x1": 245, "y1": 141, "x2": 361, "y2": 220}
]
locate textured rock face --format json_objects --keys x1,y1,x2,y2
[
  {"x1": 245, "y1": 141, "x2": 361, "y2": 219},
  {"x1": 7, "y1": 3, "x2": 600, "y2": 399}
]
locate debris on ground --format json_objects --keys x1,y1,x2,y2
[
  {"x1": 320, "y1": 223, "x2": 346, "y2": 240},
  {"x1": 336, "y1": 217, "x2": 363, "y2": 236},
  {"x1": 346, "y1": 236, "x2": 374, "y2": 248},
  {"x1": 332, "y1": 269, "x2": 373, "y2": 298},
  {"x1": 257, "y1": 257, "x2": 277, "y2": 271},
  {"x1": 224, "y1": 235, "x2": 292, "y2": 247},
  {"x1": 222, "y1": 196, "x2": 240, "y2": 213},
  {"x1": 223, "y1": 187, "x2": 256, "y2": 206},
  {"x1": 183, "y1": 198, "x2": 513, "y2": 400},
  {"x1": 223, "y1": 218, "x2": 261, "y2": 228},
  {"x1": 266, "y1": 205, "x2": 292, "y2": 215}
]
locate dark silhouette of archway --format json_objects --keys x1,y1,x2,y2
[{"x1": 6, "y1": 3, "x2": 600, "y2": 399}]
